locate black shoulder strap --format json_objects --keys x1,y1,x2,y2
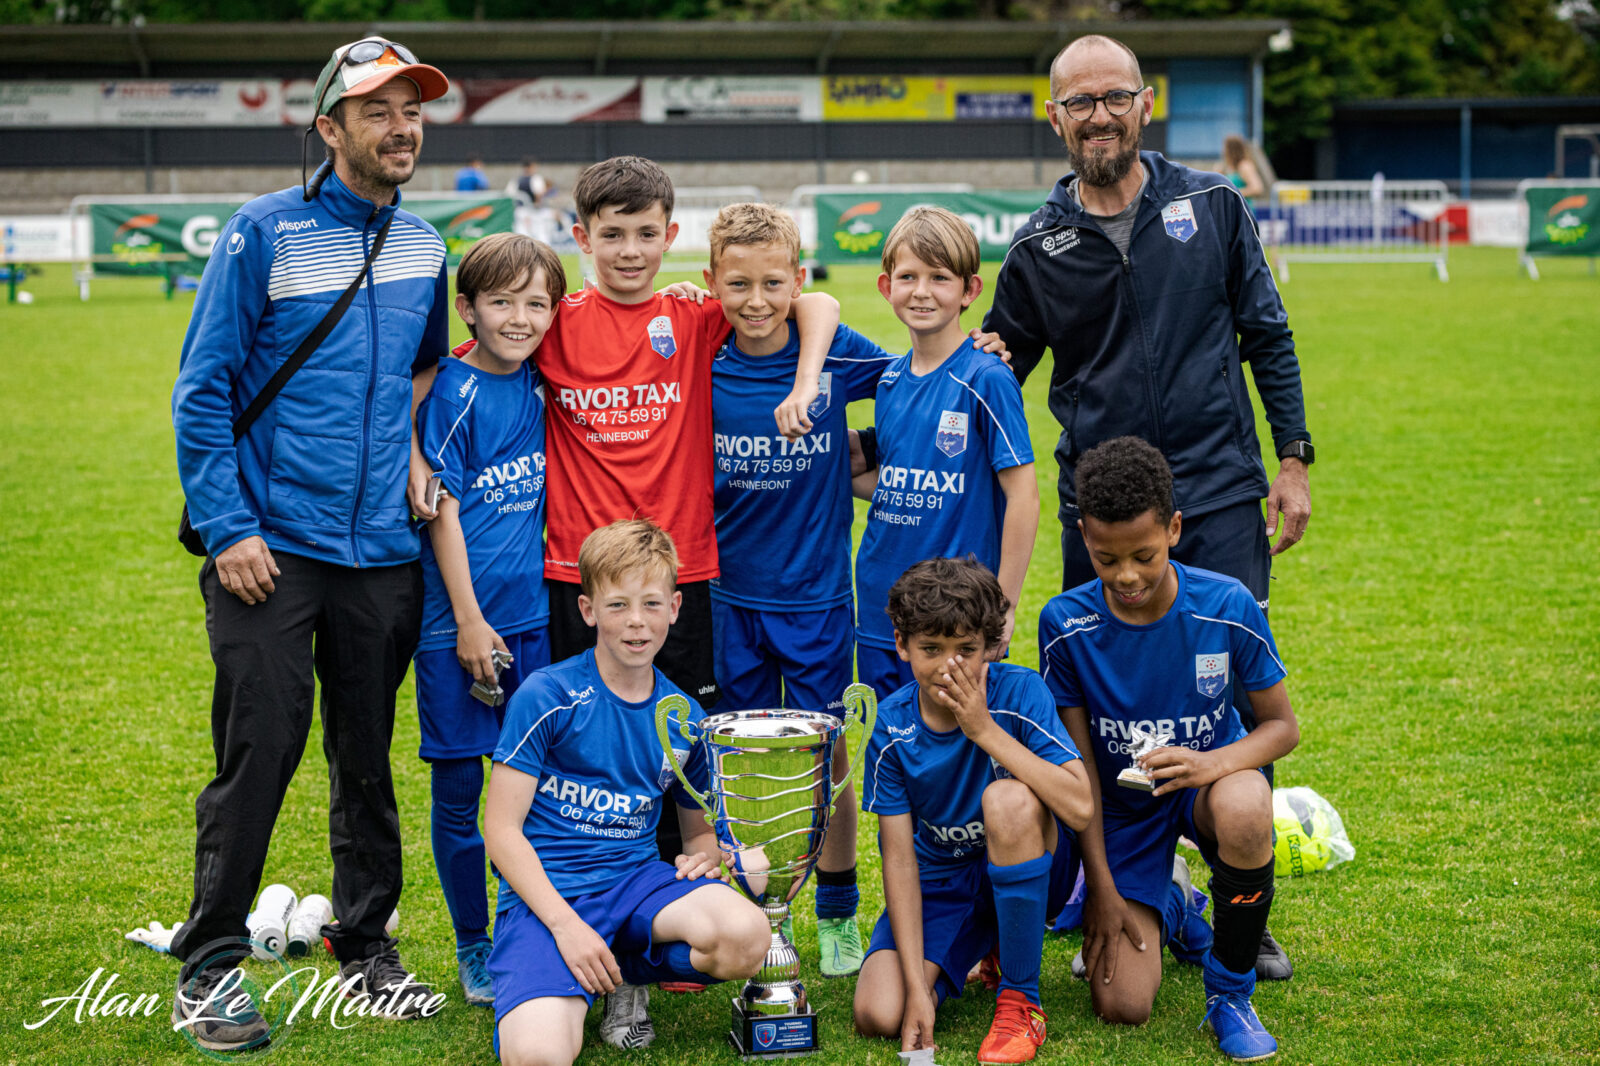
[{"x1": 231, "y1": 212, "x2": 395, "y2": 443}]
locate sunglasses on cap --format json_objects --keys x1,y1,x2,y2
[{"x1": 314, "y1": 37, "x2": 421, "y2": 117}]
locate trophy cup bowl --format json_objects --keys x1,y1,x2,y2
[{"x1": 657, "y1": 683, "x2": 877, "y2": 1059}]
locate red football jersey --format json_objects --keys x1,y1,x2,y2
[{"x1": 537, "y1": 288, "x2": 729, "y2": 583}]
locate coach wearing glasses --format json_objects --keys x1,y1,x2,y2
[
  {"x1": 170, "y1": 37, "x2": 450, "y2": 1049},
  {"x1": 985, "y1": 32, "x2": 1310, "y2": 980}
]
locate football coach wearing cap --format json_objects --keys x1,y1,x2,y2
[{"x1": 170, "y1": 38, "x2": 450, "y2": 1049}]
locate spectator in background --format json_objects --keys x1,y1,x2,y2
[
  {"x1": 508, "y1": 157, "x2": 549, "y2": 207},
  {"x1": 508, "y1": 158, "x2": 559, "y2": 244},
  {"x1": 455, "y1": 155, "x2": 491, "y2": 192},
  {"x1": 1223, "y1": 135, "x2": 1267, "y2": 200}
]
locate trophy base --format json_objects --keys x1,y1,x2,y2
[
  {"x1": 729, "y1": 998, "x2": 819, "y2": 1059},
  {"x1": 1116, "y1": 767, "x2": 1155, "y2": 792}
]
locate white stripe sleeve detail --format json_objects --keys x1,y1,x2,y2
[
  {"x1": 990, "y1": 709, "x2": 1079, "y2": 761},
  {"x1": 501, "y1": 698, "x2": 584, "y2": 766},
  {"x1": 1188, "y1": 612, "x2": 1288, "y2": 678},
  {"x1": 865, "y1": 737, "x2": 913, "y2": 812},
  {"x1": 431, "y1": 385, "x2": 476, "y2": 470},
  {"x1": 948, "y1": 372, "x2": 1025, "y2": 467}
]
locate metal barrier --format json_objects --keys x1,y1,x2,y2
[{"x1": 1266, "y1": 179, "x2": 1451, "y2": 282}]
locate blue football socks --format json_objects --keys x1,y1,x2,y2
[
  {"x1": 814, "y1": 866, "x2": 859, "y2": 919},
  {"x1": 619, "y1": 941, "x2": 718, "y2": 987},
  {"x1": 988, "y1": 852, "x2": 1052, "y2": 1003},
  {"x1": 430, "y1": 757, "x2": 490, "y2": 949}
]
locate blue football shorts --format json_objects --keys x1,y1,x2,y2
[
  {"x1": 414, "y1": 626, "x2": 550, "y2": 760},
  {"x1": 712, "y1": 600, "x2": 854, "y2": 715}
]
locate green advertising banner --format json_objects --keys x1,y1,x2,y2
[
  {"x1": 88, "y1": 200, "x2": 246, "y2": 276},
  {"x1": 1523, "y1": 185, "x2": 1600, "y2": 258},
  {"x1": 814, "y1": 191, "x2": 1051, "y2": 264},
  {"x1": 87, "y1": 194, "x2": 515, "y2": 277}
]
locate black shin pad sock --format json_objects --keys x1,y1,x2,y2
[{"x1": 1208, "y1": 856, "x2": 1275, "y2": 974}]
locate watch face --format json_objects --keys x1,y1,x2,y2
[{"x1": 1284, "y1": 441, "x2": 1314, "y2": 464}]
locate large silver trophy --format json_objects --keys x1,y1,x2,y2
[{"x1": 656, "y1": 683, "x2": 877, "y2": 1059}]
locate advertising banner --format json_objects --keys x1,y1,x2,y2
[
  {"x1": 642, "y1": 77, "x2": 823, "y2": 122},
  {"x1": 86, "y1": 194, "x2": 511, "y2": 276},
  {"x1": 1523, "y1": 185, "x2": 1600, "y2": 258},
  {"x1": 3, "y1": 216, "x2": 79, "y2": 261},
  {"x1": 1, "y1": 82, "x2": 283, "y2": 127},
  {"x1": 88, "y1": 200, "x2": 246, "y2": 275},
  {"x1": 814, "y1": 191, "x2": 1050, "y2": 264},
  {"x1": 820, "y1": 74, "x2": 1167, "y2": 122}
]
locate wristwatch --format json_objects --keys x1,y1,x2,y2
[{"x1": 1277, "y1": 440, "x2": 1315, "y2": 465}]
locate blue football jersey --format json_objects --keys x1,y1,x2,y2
[
  {"x1": 492, "y1": 650, "x2": 710, "y2": 901},
  {"x1": 417, "y1": 358, "x2": 548, "y2": 653},
  {"x1": 1038, "y1": 562, "x2": 1287, "y2": 816},
  {"x1": 854, "y1": 339, "x2": 1034, "y2": 649},
  {"x1": 712, "y1": 324, "x2": 893, "y2": 609},
  {"x1": 863, "y1": 662, "x2": 1079, "y2": 871}
]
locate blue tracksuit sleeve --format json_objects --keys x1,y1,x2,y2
[
  {"x1": 983, "y1": 234, "x2": 1048, "y2": 386},
  {"x1": 1225, "y1": 195, "x2": 1309, "y2": 453},
  {"x1": 172, "y1": 212, "x2": 270, "y2": 557},
  {"x1": 416, "y1": 261, "x2": 449, "y2": 375}
]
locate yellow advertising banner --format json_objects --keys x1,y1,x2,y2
[{"x1": 821, "y1": 73, "x2": 1167, "y2": 122}]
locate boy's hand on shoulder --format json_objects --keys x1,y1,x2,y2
[
  {"x1": 774, "y1": 385, "x2": 817, "y2": 440},
  {"x1": 1082, "y1": 886, "x2": 1146, "y2": 985},
  {"x1": 456, "y1": 620, "x2": 510, "y2": 685},
  {"x1": 968, "y1": 327, "x2": 1012, "y2": 365},
  {"x1": 935, "y1": 655, "x2": 993, "y2": 739},
  {"x1": 549, "y1": 913, "x2": 622, "y2": 994},
  {"x1": 673, "y1": 849, "x2": 728, "y2": 882},
  {"x1": 659, "y1": 281, "x2": 710, "y2": 303},
  {"x1": 1143, "y1": 745, "x2": 1224, "y2": 797}
]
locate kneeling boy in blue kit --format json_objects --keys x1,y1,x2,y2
[
  {"x1": 853, "y1": 558, "x2": 1091, "y2": 1065},
  {"x1": 1038, "y1": 437, "x2": 1300, "y2": 1062},
  {"x1": 483, "y1": 520, "x2": 770, "y2": 1066},
  {"x1": 414, "y1": 232, "x2": 561, "y2": 1007}
]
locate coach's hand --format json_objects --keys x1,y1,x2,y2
[
  {"x1": 1265, "y1": 458, "x2": 1310, "y2": 555},
  {"x1": 216, "y1": 536, "x2": 279, "y2": 604},
  {"x1": 551, "y1": 913, "x2": 622, "y2": 995},
  {"x1": 968, "y1": 327, "x2": 1012, "y2": 365},
  {"x1": 1083, "y1": 888, "x2": 1145, "y2": 985}
]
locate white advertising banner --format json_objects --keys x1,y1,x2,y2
[
  {"x1": 0, "y1": 80, "x2": 283, "y2": 127},
  {"x1": 2, "y1": 216, "x2": 82, "y2": 260},
  {"x1": 641, "y1": 77, "x2": 823, "y2": 123},
  {"x1": 0, "y1": 83, "x2": 99, "y2": 126}
]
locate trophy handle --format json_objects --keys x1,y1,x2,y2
[
  {"x1": 654, "y1": 694, "x2": 714, "y2": 820},
  {"x1": 831, "y1": 682, "x2": 878, "y2": 800}
]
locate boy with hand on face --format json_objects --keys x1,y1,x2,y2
[
  {"x1": 853, "y1": 207, "x2": 1040, "y2": 698},
  {"x1": 414, "y1": 233, "x2": 562, "y2": 1008},
  {"x1": 1038, "y1": 436, "x2": 1299, "y2": 1062},
  {"x1": 853, "y1": 557, "x2": 1091, "y2": 1066},
  {"x1": 483, "y1": 520, "x2": 771, "y2": 1066}
]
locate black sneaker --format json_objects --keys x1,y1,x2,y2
[
  {"x1": 1255, "y1": 929, "x2": 1293, "y2": 981},
  {"x1": 171, "y1": 965, "x2": 271, "y2": 1052},
  {"x1": 339, "y1": 938, "x2": 437, "y2": 1020}
]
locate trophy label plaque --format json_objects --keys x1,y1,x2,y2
[{"x1": 731, "y1": 1005, "x2": 818, "y2": 1058}]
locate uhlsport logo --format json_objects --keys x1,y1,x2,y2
[
  {"x1": 1545, "y1": 194, "x2": 1591, "y2": 246},
  {"x1": 1195, "y1": 653, "x2": 1229, "y2": 699},
  {"x1": 832, "y1": 201, "x2": 885, "y2": 256},
  {"x1": 808, "y1": 371, "x2": 833, "y2": 418},
  {"x1": 647, "y1": 315, "x2": 677, "y2": 359},
  {"x1": 935, "y1": 410, "x2": 968, "y2": 457}
]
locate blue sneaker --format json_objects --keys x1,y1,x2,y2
[
  {"x1": 1168, "y1": 856, "x2": 1214, "y2": 965},
  {"x1": 1201, "y1": 991, "x2": 1277, "y2": 1061},
  {"x1": 457, "y1": 941, "x2": 493, "y2": 1008}
]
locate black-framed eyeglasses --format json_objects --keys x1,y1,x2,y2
[
  {"x1": 315, "y1": 38, "x2": 420, "y2": 117},
  {"x1": 1053, "y1": 87, "x2": 1145, "y2": 122}
]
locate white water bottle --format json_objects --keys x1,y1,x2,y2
[
  {"x1": 385, "y1": 905, "x2": 400, "y2": 937},
  {"x1": 286, "y1": 894, "x2": 333, "y2": 957},
  {"x1": 247, "y1": 884, "x2": 298, "y2": 960}
]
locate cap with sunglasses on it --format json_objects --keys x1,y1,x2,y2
[{"x1": 312, "y1": 37, "x2": 448, "y2": 118}]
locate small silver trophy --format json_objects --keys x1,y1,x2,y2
[
  {"x1": 1115, "y1": 723, "x2": 1175, "y2": 791},
  {"x1": 657, "y1": 684, "x2": 877, "y2": 1059}
]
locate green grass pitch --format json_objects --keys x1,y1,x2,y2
[{"x1": 0, "y1": 247, "x2": 1596, "y2": 1064}]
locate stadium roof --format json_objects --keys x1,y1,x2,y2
[{"x1": 1, "y1": 18, "x2": 1290, "y2": 77}]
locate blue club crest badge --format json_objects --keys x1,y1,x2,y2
[
  {"x1": 935, "y1": 410, "x2": 968, "y2": 457},
  {"x1": 808, "y1": 371, "x2": 833, "y2": 419},
  {"x1": 1195, "y1": 653, "x2": 1229, "y2": 698},
  {"x1": 647, "y1": 315, "x2": 676, "y2": 358},
  {"x1": 1162, "y1": 200, "x2": 1198, "y2": 243},
  {"x1": 754, "y1": 1023, "x2": 777, "y2": 1049}
]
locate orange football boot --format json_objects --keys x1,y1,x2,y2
[{"x1": 977, "y1": 988, "x2": 1047, "y2": 1065}]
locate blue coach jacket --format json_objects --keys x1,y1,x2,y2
[
  {"x1": 984, "y1": 151, "x2": 1308, "y2": 522},
  {"x1": 173, "y1": 173, "x2": 449, "y2": 567}
]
